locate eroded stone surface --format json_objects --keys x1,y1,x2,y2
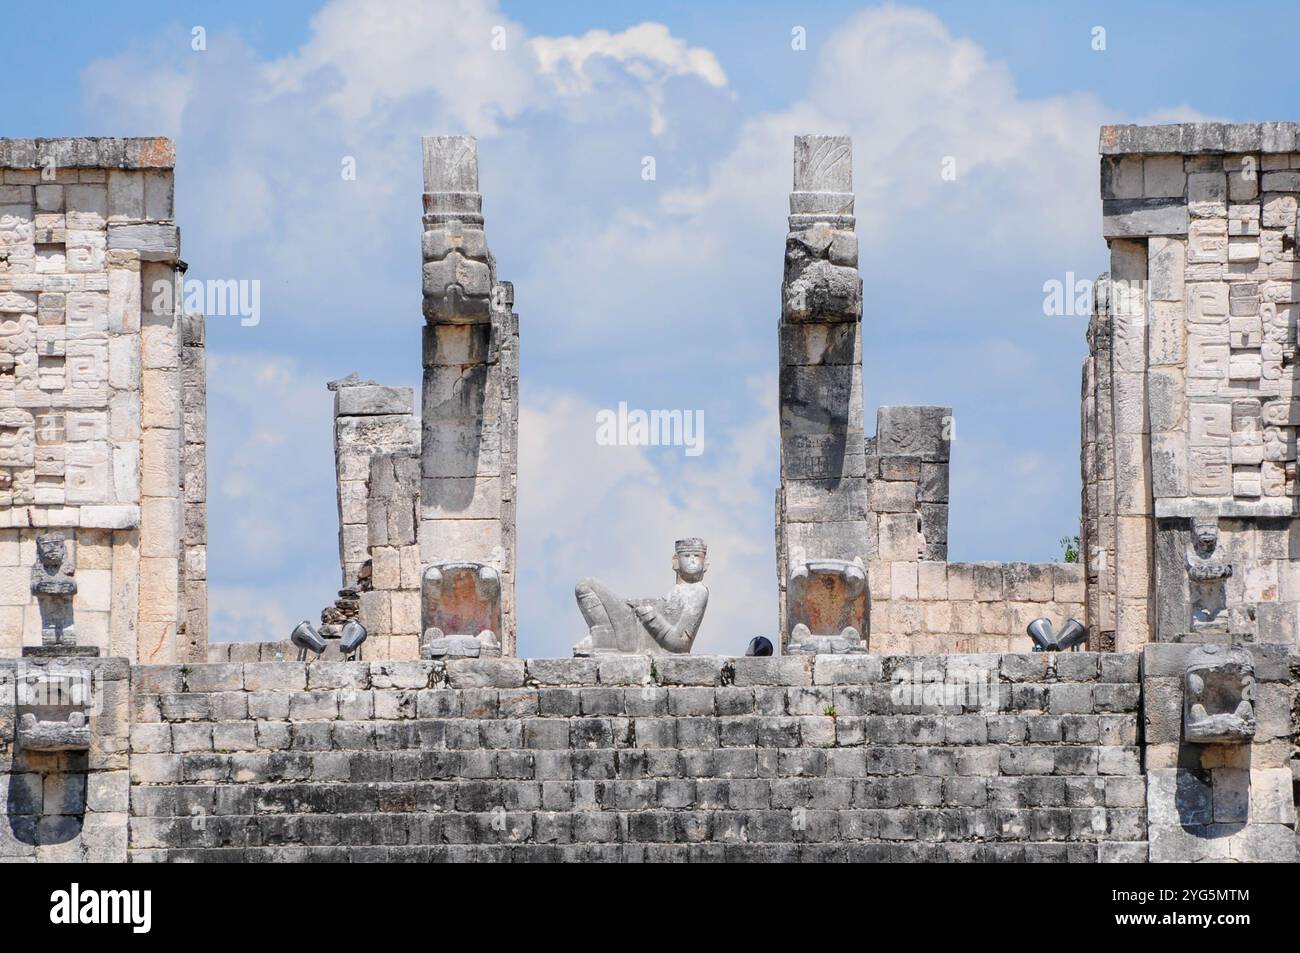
[
  {"x1": 787, "y1": 557, "x2": 867, "y2": 653},
  {"x1": 422, "y1": 562, "x2": 502, "y2": 658}
]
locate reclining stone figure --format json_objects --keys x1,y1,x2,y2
[{"x1": 573, "y1": 538, "x2": 709, "y2": 656}]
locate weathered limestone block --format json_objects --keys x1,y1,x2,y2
[
  {"x1": 106, "y1": 224, "x2": 179, "y2": 262},
  {"x1": 574, "y1": 539, "x2": 708, "y2": 656},
  {"x1": 875, "y1": 406, "x2": 951, "y2": 462},
  {"x1": 15, "y1": 666, "x2": 94, "y2": 751},
  {"x1": 18, "y1": 710, "x2": 90, "y2": 751}
]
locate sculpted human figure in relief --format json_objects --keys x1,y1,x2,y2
[
  {"x1": 31, "y1": 534, "x2": 76, "y2": 646},
  {"x1": 573, "y1": 538, "x2": 709, "y2": 656},
  {"x1": 1185, "y1": 517, "x2": 1231, "y2": 633}
]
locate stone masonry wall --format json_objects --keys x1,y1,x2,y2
[
  {"x1": 0, "y1": 657, "x2": 130, "y2": 861},
  {"x1": 359, "y1": 450, "x2": 421, "y2": 658},
  {"x1": 122, "y1": 654, "x2": 1145, "y2": 861},
  {"x1": 1084, "y1": 123, "x2": 1300, "y2": 651},
  {"x1": 0, "y1": 138, "x2": 199, "y2": 663},
  {"x1": 867, "y1": 561, "x2": 1085, "y2": 654},
  {"x1": 1141, "y1": 642, "x2": 1296, "y2": 861}
]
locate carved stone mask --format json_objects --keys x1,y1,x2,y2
[
  {"x1": 1190, "y1": 518, "x2": 1218, "y2": 555},
  {"x1": 1184, "y1": 643, "x2": 1256, "y2": 744}
]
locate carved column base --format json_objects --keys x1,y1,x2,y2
[
  {"x1": 786, "y1": 625, "x2": 868, "y2": 656},
  {"x1": 785, "y1": 558, "x2": 868, "y2": 654},
  {"x1": 421, "y1": 629, "x2": 501, "y2": 659},
  {"x1": 18, "y1": 712, "x2": 91, "y2": 752}
]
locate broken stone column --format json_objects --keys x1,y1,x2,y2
[
  {"x1": 359, "y1": 450, "x2": 421, "y2": 659},
  {"x1": 420, "y1": 136, "x2": 519, "y2": 657},
  {"x1": 775, "y1": 135, "x2": 870, "y2": 654},
  {"x1": 869, "y1": 405, "x2": 952, "y2": 563},
  {"x1": 327, "y1": 375, "x2": 417, "y2": 589}
]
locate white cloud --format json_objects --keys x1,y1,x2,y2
[
  {"x1": 532, "y1": 23, "x2": 728, "y2": 133},
  {"x1": 262, "y1": 0, "x2": 537, "y2": 127}
]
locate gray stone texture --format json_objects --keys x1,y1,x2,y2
[{"x1": 115, "y1": 653, "x2": 1145, "y2": 862}]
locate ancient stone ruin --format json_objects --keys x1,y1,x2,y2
[
  {"x1": 0, "y1": 138, "x2": 205, "y2": 665},
  {"x1": 0, "y1": 126, "x2": 1298, "y2": 862}
]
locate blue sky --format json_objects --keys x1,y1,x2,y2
[{"x1": 8, "y1": 0, "x2": 1296, "y2": 655}]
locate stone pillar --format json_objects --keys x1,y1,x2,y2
[
  {"x1": 1082, "y1": 275, "x2": 1117, "y2": 649},
  {"x1": 419, "y1": 136, "x2": 518, "y2": 657},
  {"x1": 179, "y1": 311, "x2": 206, "y2": 661},
  {"x1": 327, "y1": 376, "x2": 417, "y2": 589},
  {"x1": 1109, "y1": 239, "x2": 1153, "y2": 652},
  {"x1": 775, "y1": 135, "x2": 869, "y2": 653},
  {"x1": 869, "y1": 405, "x2": 951, "y2": 563}
]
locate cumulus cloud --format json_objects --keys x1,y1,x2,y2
[{"x1": 532, "y1": 23, "x2": 728, "y2": 133}]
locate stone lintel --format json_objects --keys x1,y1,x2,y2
[
  {"x1": 335, "y1": 384, "x2": 415, "y2": 418},
  {"x1": 1154, "y1": 498, "x2": 1297, "y2": 519},
  {"x1": 1101, "y1": 198, "x2": 1188, "y2": 239},
  {"x1": 0, "y1": 137, "x2": 175, "y2": 169},
  {"x1": 1099, "y1": 122, "x2": 1300, "y2": 156}
]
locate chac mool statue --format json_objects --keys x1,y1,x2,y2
[{"x1": 573, "y1": 538, "x2": 709, "y2": 656}]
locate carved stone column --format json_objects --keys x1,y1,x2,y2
[
  {"x1": 775, "y1": 136, "x2": 870, "y2": 653},
  {"x1": 419, "y1": 137, "x2": 518, "y2": 656}
]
